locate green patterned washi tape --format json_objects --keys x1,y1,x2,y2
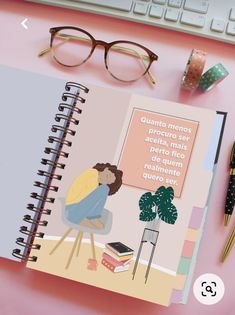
[{"x1": 199, "y1": 63, "x2": 229, "y2": 92}]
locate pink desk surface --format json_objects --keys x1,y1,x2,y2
[{"x1": 0, "y1": 1, "x2": 235, "y2": 314}]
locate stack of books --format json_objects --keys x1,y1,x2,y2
[{"x1": 101, "y1": 242, "x2": 134, "y2": 273}]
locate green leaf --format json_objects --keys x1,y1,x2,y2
[
  {"x1": 139, "y1": 210, "x2": 156, "y2": 222},
  {"x1": 158, "y1": 203, "x2": 178, "y2": 224},
  {"x1": 154, "y1": 186, "x2": 174, "y2": 205},
  {"x1": 139, "y1": 192, "x2": 155, "y2": 211}
]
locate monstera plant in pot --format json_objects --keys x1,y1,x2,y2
[{"x1": 139, "y1": 186, "x2": 178, "y2": 240}]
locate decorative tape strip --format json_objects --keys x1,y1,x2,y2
[
  {"x1": 181, "y1": 49, "x2": 206, "y2": 90},
  {"x1": 199, "y1": 63, "x2": 229, "y2": 92}
]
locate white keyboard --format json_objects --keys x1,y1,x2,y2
[{"x1": 27, "y1": 0, "x2": 235, "y2": 45}]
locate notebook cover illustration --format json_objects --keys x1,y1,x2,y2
[{"x1": 22, "y1": 82, "x2": 226, "y2": 306}]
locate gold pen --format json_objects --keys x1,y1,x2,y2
[
  {"x1": 224, "y1": 141, "x2": 235, "y2": 226},
  {"x1": 221, "y1": 224, "x2": 235, "y2": 262}
]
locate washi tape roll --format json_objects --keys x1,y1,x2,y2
[
  {"x1": 199, "y1": 63, "x2": 229, "y2": 92},
  {"x1": 181, "y1": 49, "x2": 207, "y2": 90}
]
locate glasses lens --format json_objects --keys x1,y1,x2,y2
[
  {"x1": 51, "y1": 29, "x2": 93, "y2": 67},
  {"x1": 106, "y1": 42, "x2": 151, "y2": 82}
]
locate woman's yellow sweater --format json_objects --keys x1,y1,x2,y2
[{"x1": 65, "y1": 168, "x2": 99, "y2": 206}]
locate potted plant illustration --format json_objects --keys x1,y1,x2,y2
[{"x1": 132, "y1": 186, "x2": 178, "y2": 283}]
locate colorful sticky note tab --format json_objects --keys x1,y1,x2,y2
[
  {"x1": 186, "y1": 228, "x2": 199, "y2": 241},
  {"x1": 170, "y1": 289, "x2": 183, "y2": 304},
  {"x1": 177, "y1": 257, "x2": 191, "y2": 275},
  {"x1": 188, "y1": 207, "x2": 205, "y2": 229},
  {"x1": 182, "y1": 240, "x2": 195, "y2": 258}
]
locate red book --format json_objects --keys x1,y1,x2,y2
[
  {"x1": 102, "y1": 252, "x2": 131, "y2": 266},
  {"x1": 103, "y1": 248, "x2": 133, "y2": 262},
  {"x1": 101, "y1": 258, "x2": 129, "y2": 273}
]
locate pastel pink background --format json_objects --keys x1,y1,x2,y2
[{"x1": 0, "y1": 0, "x2": 235, "y2": 314}]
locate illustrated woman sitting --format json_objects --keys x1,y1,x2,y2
[{"x1": 65, "y1": 163, "x2": 123, "y2": 229}]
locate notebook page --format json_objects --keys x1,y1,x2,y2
[
  {"x1": 27, "y1": 82, "x2": 222, "y2": 305},
  {"x1": 0, "y1": 65, "x2": 67, "y2": 261}
]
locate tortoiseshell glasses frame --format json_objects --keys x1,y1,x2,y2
[{"x1": 38, "y1": 26, "x2": 159, "y2": 85}]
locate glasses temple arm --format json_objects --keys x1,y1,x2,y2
[
  {"x1": 38, "y1": 35, "x2": 92, "y2": 57},
  {"x1": 38, "y1": 36, "x2": 72, "y2": 57}
]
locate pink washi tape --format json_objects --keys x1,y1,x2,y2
[{"x1": 181, "y1": 49, "x2": 207, "y2": 90}]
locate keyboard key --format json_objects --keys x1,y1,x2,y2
[
  {"x1": 211, "y1": 19, "x2": 225, "y2": 33},
  {"x1": 181, "y1": 11, "x2": 205, "y2": 27},
  {"x1": 168, "y1": 0, "x2": 182, "y2": 8},
  {"x1": 73, "y1": 0, "x2": 133, "y2": 12},
  {"x1": 165, "y1": 8, "x2": 179, "y2": 21},
  {"x1": 153, "y1": 0, "x2": 166, "y2": 4},
  {"x1": 226, "y1": 22, "x2": 235, "y2": 35},
  {"x1": 230, "y1": 8, "x2": 235, "y2": 21},
  {"x1": 134, "y1": 2, "x2": 148, "y2": 15},
  {"x1": 184, "y1": 0, "x2": 209, "y2": 14},
  {"x1": 149, "y1": 5, "x2": 164, "y2": 18}
]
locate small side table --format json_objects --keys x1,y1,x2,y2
[{"x1": 132, "y1": 228, "x2": 159, "y2": 283}]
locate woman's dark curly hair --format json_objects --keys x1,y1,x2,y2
[{"x1": 93, "y1": 162, "x2": 123, "y2": 195}]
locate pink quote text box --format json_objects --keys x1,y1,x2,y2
[{"x1": 118, "y1": 109, "x2": 198, "y2": 197}]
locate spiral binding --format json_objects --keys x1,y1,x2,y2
[{"x1": 12, "y1": 82, "x2": 89, "y2": 262}]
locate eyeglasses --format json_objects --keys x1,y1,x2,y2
[{"x1": 38, "y1": 26, "x2": 158, "y2": 85}]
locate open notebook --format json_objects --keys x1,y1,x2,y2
[{"x1": 0, "y1": 65, "x2": 226, "y2": 306}]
